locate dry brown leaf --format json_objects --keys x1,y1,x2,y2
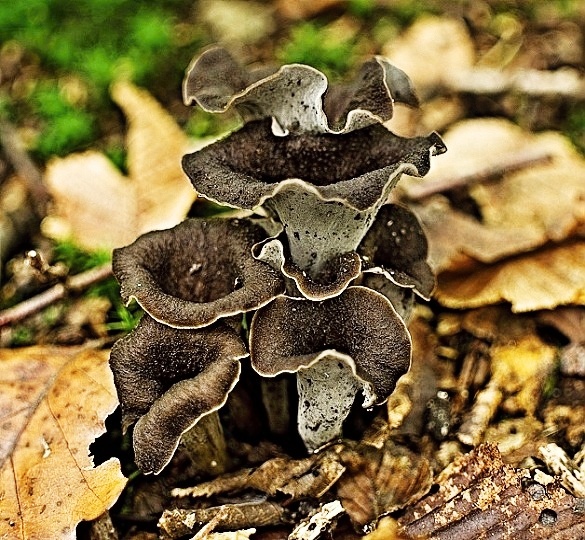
[
  {"x1": 414, "y1": 196, "x2": 544, "y2": 274},
  {"x1": 0, "y1": 346, "x2": 126, "y2": 540},
  {"x1": 337, "y1": 440, "x2": 432, "y2": 527},
  {"x1": 435, "y1": 241, "x2": 585, "y2": 312},
  {"x1": 405, "y1": 119, "x2": 585, "y2": 273},
  {"x1": 172, "y1": 450, "x2": 344, "y2": 501},
  {"x1": 44, "y1": 81, "x2": 195, "y2": 250}
]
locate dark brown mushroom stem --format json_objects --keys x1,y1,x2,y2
[{"x1": 250, "y1": 286, "x2": 411, "y2": 449}]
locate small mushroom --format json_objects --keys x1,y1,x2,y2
[
  {"x1": 109, "y1": 315, "x2": 246, "y2": 474},
  {"x1": 183, "y1": 46, "x2": 419, "y2": 136},
  {"x1": 359, "y1": 203, "x2": 435, "y2": 300},
  {"x1": 249, "y1": 286, "x2": 411, "y2": 449},
  {"x1": 112, "y1": 218, "x2": 285, "y2": 328},
  {"x1": 183, "y1": 119, "x2": 445, "y2": 277},
  {"x1": 254, "y1": 235, "x2": 362, "y2": 300}
]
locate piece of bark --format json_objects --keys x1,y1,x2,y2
[{"x1": 399, "y1": 443, "x2": 585, "y2": 540}]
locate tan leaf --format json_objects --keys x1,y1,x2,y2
[
  {"x1": 435, "y1": 241, "x2": 585, "y2": 312},
  {"x1": 383, "y1": 16, "x2": 475, "y2": 97},
  {"x1": 44, "y1": 81, "x2": 195, "y2": 250},
  {"x1": 406, "y1": 119, "x2": 585, "y2": 274},
  {"x1": 415, "y1": 197, "x2": 545, "y2": 273},
  {"x1": 399, "y1": 444, "x2": 585, "y2": 539},
  {"x1": 337, "y1": 441, "x2": 432, "y2": 527},
  {"x1": 0, "y1": 346, "x2": 127, "y2": 540}
]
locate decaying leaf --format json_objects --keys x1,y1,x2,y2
[
  {"x1": 44, "y1": 82, "x2": 196, "y2": 250},
  {"x1": 158, "y1": 503, "x2": 288, "y2": 539},
  {"x1": 404, "y1": 118, "x2": 585, "y2": 312},
  {"x1": 171, "y1": 450, "x2": 344, "y2": 501},
  {"x1": 435, "y1": 241, "x2": 585, "y2": 312},
  {"x1": 399, "y1": 444, "x2": 585, "y2": 539},
  {"x1": 337, "y1": 440, "x2": 433, "y2": 527},
  {"x1": 0, "y1": 346, "x2": 126, "y2": 540}
]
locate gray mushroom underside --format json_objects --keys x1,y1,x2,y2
[
  {"x1": 183, "y1": 46, "x2": 419, "y2": 135},
  {"x1": 112, "y1": 218, "x2": 284, "y2": 329},
  {"x1": 109, "y1": 315, "x2": 245, "y2": 474},
  {"x1": 249, "y1": 286, "x2": 411, "y2": 405}
]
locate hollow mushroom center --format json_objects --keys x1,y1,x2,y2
[
  {"x1": 221, "y1": 121, "x2": 410, "y2": 186},
  {"x1": 142, "y1": 229, "x2": 243, "y2": 304}
]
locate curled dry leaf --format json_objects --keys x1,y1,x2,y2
[
  {"x1": 337, "y1": 440, "x2": 433, "y2": 528},
  {"x1": 435, "y1": 241, "x2": 585, "y2": 312},
  {"x1": 172, "y1": 449, "x2": 344, "y2": 501},
  {"x1": 0, "y1": 346, "x2": 126, "y2": 540},
  {"x1": 407, "y1": 118, "x2": 585, "y2": 312},
  {"x1": 44, "y1": 82, "x2": 195, "y2": 250}
]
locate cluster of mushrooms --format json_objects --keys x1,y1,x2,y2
[{"x1": 109, "y1": 47, "x2": 446, "y2": 475}]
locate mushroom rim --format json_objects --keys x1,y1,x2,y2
[{"x1": 248, "y1": 285, "x2": 413, "y2": 406}]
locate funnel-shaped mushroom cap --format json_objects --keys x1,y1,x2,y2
[
  {"x1": 249, "y1": 286, "x2": 411, "y2": 406},
  {"x1": 109, "y1": 315, "x2": 246, "y2": 474},
  {"x1": 254, "y1": 236, "x2": 362, "y2": 300},
  {"x1": 112, "y1": 218, "x2": 285, "y2": 328},
  {"x1": 183, "y1": 120, "x2": 445, "y2": 275},
  {"x1": 183, "y1": 46, "x2": 419, "y2": 136},
  {"x1": 359, "y1": 204, "x2": 435, "y2": 300}
]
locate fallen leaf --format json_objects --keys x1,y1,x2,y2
[
  {"x1": 435, "y1": 240, "x2": 585, "y2": 312},
  {"x1": 0, "y1": 346, "x2": 126, "y2": 540},
  {"x1": 337, "y1": 440, "x2": 433, "y2": 527},
  {"x1": 406, "y1": 119, "x2": 585, "y2": 273},
  {"x1": 413, "y1": 196, "x2": 544, "y2": 272},
  {"x1": 44, "y1": 82, "x2": 195, "y2": 250},
  {"x1": 172, "y1": 450, "x2": 344, "y2": 500},
  {"x1": 383, "y1": 16, "x2": 475, "y2": 98},
  {"x1": 199, "y1": 0, "x2": 275, "y2": 43}
]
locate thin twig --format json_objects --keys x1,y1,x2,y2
[
  {"x1": 405, "y1": 148, "x2": 553, "y2": 201},
  {"x1": 0, "y1": 262, "x2": 113, "y2": 327}
]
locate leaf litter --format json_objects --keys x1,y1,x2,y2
[
  {"x1": 0, "y1": 345, "x2": 126, "y2": 540},
  {"x1": 2, "y1": 5, "x2": 585, "y2": 540}
]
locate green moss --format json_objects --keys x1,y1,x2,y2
[
  {"x1": 52, "y1": 240, "x2": 111, "y2": 274},
  {"x1": 565, "y1": 103, "x2": 585, "y2": 154},
  {"x1": 0, "y1": 0, "x2": 206, "y2": 159},
  {"x1": 277, "y1": 21, "x2": 359, "y2": 79},
  {"x1": 9, "y1": 326, "x2": 35, "y2": 346}
]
